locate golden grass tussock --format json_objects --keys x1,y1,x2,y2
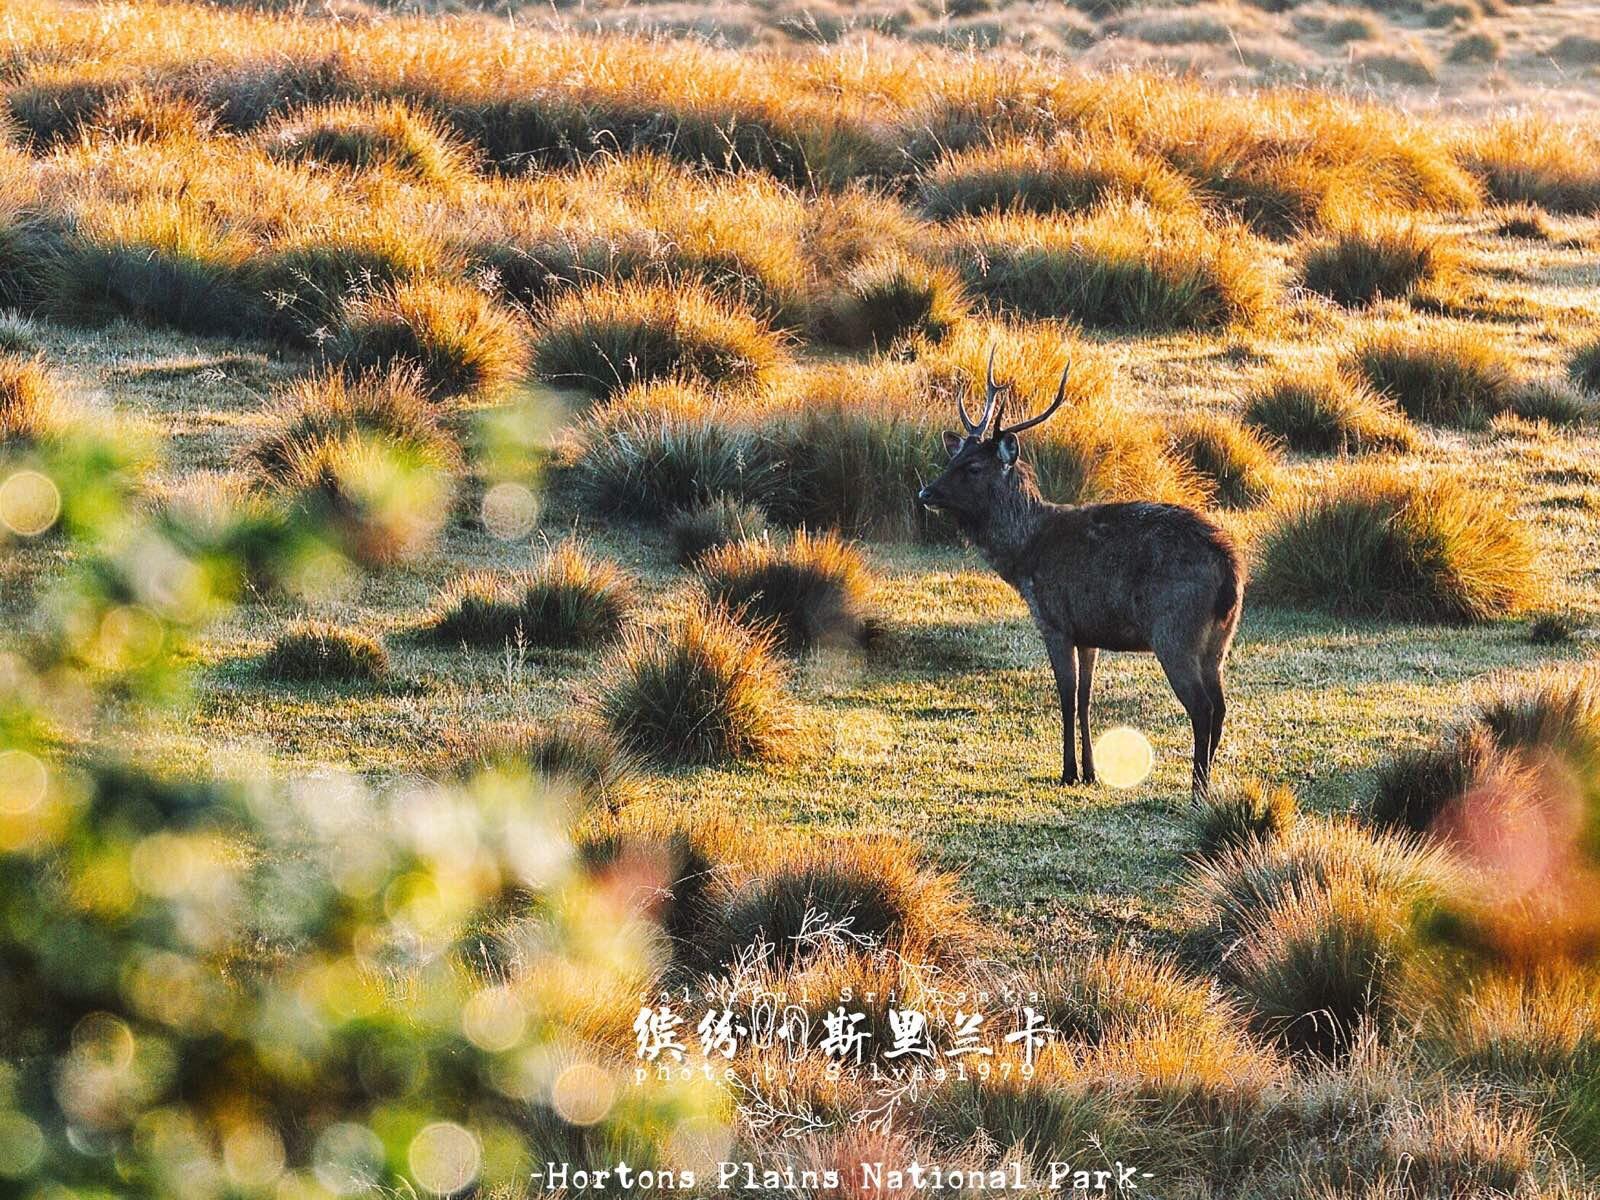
[
  {"x1": 258, "y1": 620, "x2": 388, "y2": 684},
  {"x1": 1254, "y1": 464, "x2": 1538, "y2": 622},
  {"x1": 245, "y1": 366, "x2": 461, "y2": 485},
  {"x1": 1165, "y1": 414, "x2": 1280, "y2": 509},
  {"x1": 1456, "y1": 119, "x2": 1600, "y2": 215},
  {"x1": 0, "y1": 353, "x2": 71, "y2": 449},
  {"x1": 1243, "y1": 365, "x2": 1418, "y2": 455},
  {"x1": 714, "y1": 835, "x2": 982, "y2": 971},
  {"x1": 260, "y1": 99, "x2": 474, "y2": 189},
  {"x1": 471, "y1": 720, "x2": 644, "y2": 816},
  {"x1": 1190, "y1": 778, "x2": 1299, "y2": 861},
  {"x1": 1296, "y1": 219, "x2": 1461, "y2": 308},
  {"x1": 334, "y1": 279, "x2": 528, "y2": 403},
  {"x1": 592, "y1": 603, "x2": 797, "y2": 768},
  {"x1": 533, "y1": 281, "x2": 784, "y2": 400},
  {"x1": 697, "y1": 529, "x2": 880, "y2": 654},
  {"x1": 919, "y1": 134, "x2": 1202, "y2": 221},
  {"x1": 809, "y1": 251, "x2": 969, "y2": 350},
  {"x1": 424, "y1": 540, "x2": 636, "y2": 649},
  {"x1": 668, "y1": 495, "x2": 771, "y2": 568},
  {"x1": 948, "y1": 203, "x2": 1275, "y2": 333},
  {"x1": 1344, "y1": 327, "x2": 1518, "y2": 429},
  {"x1": 1570, "y1": 337, "x2": 1600, "y2": 397}
]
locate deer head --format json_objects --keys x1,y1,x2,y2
[{"x1": 916, "y1": 346, "x2": 1072, "y2": 519}]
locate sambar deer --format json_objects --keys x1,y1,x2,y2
[{"x1": 916, "y1": 349, "x2": 1244, "y2": 795}]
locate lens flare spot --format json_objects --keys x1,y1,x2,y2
[
  {"x1": 223, "y1": 1121, "x2": 286, "y2": 1189},
  {"x1": 481, "y1": 482, "x2": 539, "y2": 540},
  {"x1": 462, "y1": 986, "x2": 527, "y2": 1052},
  {"x1": 92, "y1": 605, "x2": 165, "y2": 670},
  {"x1": 0, "y1": 469, "x2": 60, "y2": 537},
  {"x1": 408, "y1": 1122, "x2": 481, "y2": 1197},
  {"x1": 0, "y1": 1113, "x2": 45, "y2": 1178},
  {"x1": 551, "y1": 1061, "x2": 615, "y2": 1126},
  {"x1": 0, "y1": 750, "x2": 48, "y2": 816},
  {"x1": 1095, "y1": 725, "x2": 1154, "y2": 789},
  {"x1": 71, "y1": 1012, "x2": 135, "y2": 1072}
]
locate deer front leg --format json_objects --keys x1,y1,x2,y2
[
  {"x1": 1076, "y1": 646, "x2": 1097, "y2": 785},
  {"x1": 1042, "y1": 632, "x2": 1080, "y2": 785}
]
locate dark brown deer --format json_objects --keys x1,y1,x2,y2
[{"x1": 916, "y1": 349, "x2": 1244, "y2": 795}]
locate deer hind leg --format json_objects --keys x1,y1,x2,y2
[
  {"x1": 1157, "y1": 653, "x2": 1214, "y2": 798},
  {"x1": 1043, "y1": 632, "x2": 1080, "y2": 785},
  {"x1": 1203, "y1": 663, "x2": 1226, "y2": 770},
  {"x1": 1076, "y1": 646, "x2": 1097, "y2": 785}
]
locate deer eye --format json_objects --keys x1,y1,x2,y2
[{"x1": 964, "y1": 461, "x2": 985, "y2": 474}]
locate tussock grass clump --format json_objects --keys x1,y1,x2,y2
[
  {"x1": 1297, "y1": 221, "x2": 1459, "y2": 307},
  {"x1": 1492, "y1": 204, "x2": 1555, "y2": 241},
  {"x1": 1351, "y1": 46, "x2": 1439, "y2": 86},
  {"x1": 1254, "y1": 465, "x2": 1537, "y2": 622},
  {"x1": 1185, "y1": 818, "x2": 1458, "y2": 956},
  {"x1": 716, "y1": 837, "x2": 978, "y2": 970},
  {"x1": 1166, "y1": 414, "x2": 1279, "y2": 509},
  {"x1": 593, "y1": 603, "x2": 795, "y2": 767},
  {"x1": 0, "y1": 313, "x2": 41, "y2": 357},
  {"x1": 259, "y1": 620, "x2": 388, "y2": 684},
  {"x1": 1527, "y1": 610, "x2": 1580, "y2": 646},
  {"x1": 668, "y1": 495, "x2": 771, "y2": 568},
  {"x1": 920, "y1": 135, "x2": 1201, "y2": 220},
  {"x1": 1190, "y1": 779, "x2": 1298, "y2": 861},
  {"x1": 47, "y1": 201, "x2": 260, "y2": 336},
  {"x1": 1231, "y1": 878, "x2": 1429, "y2": 1057},
  {"x1": 533, "y1": 282, "x2": 782, "y2": 400},
  {"x1": 697, "y1": 529, "x2": 879, "y2": 654},
  {"x1": 578, "y1": 824, "x2": 727, "y2": 969},
  {"x1": 1459, "y1": 120, "x2": 1600, "y2": 215},
  {"x1": 424, "y1": 541, "x2": 635, "y2": 649},
  {"x1": 1507, "y1": 379, "x2": 1594, "y2": 426},
  {"x1": 1364, "y1": 726, "x2": 1501, "y2": 837},
  {"x1": 811, "y1": 253, "x2": 968, "y2": 349},
  {"x1": 1473, "y1": 666, "x2": 1600, "y2": 768},
  {"x1": 1448, "y1": 29, "x2": 1503, "y2": 64},
  {"x1": 262, "y1": 100, "x2": 471, "y2": 187},
  {"x1": 0, "y1": 353, "x2": 68, "y2": 449},
  {"x1": 1030, "y1": 947, "x2": 1243, "y2": 1047},
  {"x1": 1345, "y1": 328, "x2": 1518, "y2": 429},
  {"x1": 1570, "y1": 338, "x2": 1600, "y2": 397},
  {"x1": 94, "y1": 88, "x2": 216, "y2": 143},
  {"x1": 256, "y1": 225, "x2": 439, "y2": 346},
  {"x1": 569, "y1": 390, "x2": 786, "y2": 519},
  {"x1": 1243, "y1": 366, "x2": 1417, "y2": 455},
  {"x1": 245, "y1": 367, "x2": 460, "y2": 484},
  {"x1": 475, "y1": 721, "x2": 642, "y2": 814},
  {"x1": 951, "y1": 204, "x2": 1273, "y2": 332},
  {"x1": 334, "y1": 280, "x2": 528, "y2": 402}
]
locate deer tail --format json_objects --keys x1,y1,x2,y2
[{"x1": 1214, "y1": 550, "x2": 1242, "y2": 622}]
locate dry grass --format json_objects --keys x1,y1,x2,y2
[
  {"x1": 423, "y1": 540, "x2": 636, "y2": 648},
  {"x1": 1190, "y1": 778, "x2": 1298, "y2": 861},
  {"x1": 0, "y1": 353, "x2": 69, "y2": 448},
  {"x1": 260, "y1": 99, "x2": 473, "y2": 188},
  {"x1": 919, "y1": 134, "x2": 1201, "y2": 221},
  {"x1": 1166, "y1": 414, "x2": 1280, "y2": 509},
  {"x1": 1458, "y1": 120, "x2": 1600, "y2": 215},
  {"x1": 1345, "y1": 328, "x2": 1518, "y2": 429},
  {"x1": 592, "y1": 603, "x2": 796, "y2": 767},
  {"x1": 1254, "y1": 464, "x2": 1538, "y2": 622},
  {"x1": 810, "y1": 252, "x2": 968, "y2": 350},
  {"x1": 950, "y1": 203, "x2": 1274, "y2": 332},
  {"x1": 258, "y1": 620, "x2": 388, "y2": 684},
  {"x1": 697, "y1": 529, "x2": 879, "y2": 654},
  {"x1": 334, "y1": 280, "x2": 528, "y2": 403},
  {"x1": 1297, "y1": 220, "x2": 1460, "y2": 308},
  {"x1": 533, "y1": 281, "x2": 783, "y2": 400},
  {"x1": 1570, "y1": 337, "x2": 1600, "y2": 397},
  {"x1": 668, "y1": 495, "x2": 771, "y2": 568},
  {"x1": 1243, "y1": 366, "x2": 1417, "y2": 454}
]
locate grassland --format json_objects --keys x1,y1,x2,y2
[{"x1": 6, "y1": 0, "x2": 1600, "y2": 1194}]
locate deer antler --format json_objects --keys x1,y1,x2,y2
[
  {"x1": 957, "y1": 345, "x2": 1006, "y2": 437},
  {"x1": 996, "y1": 360, "x2": 1071, "y2": 436}
]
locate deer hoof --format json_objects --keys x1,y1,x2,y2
[
  {"x1": 1060, "y1": 769, "x2": 1080, "y2": 786},
  {"x1": 1082, "y1": 769, "x2": 1097, "y2": 785}
]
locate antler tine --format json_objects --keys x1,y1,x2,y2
[
  {"x1": 956, "y1": 344, "x2": 1004, "y2": 436},
  {"x1": 998, "y1": 359, "x2": 1072, "y2": 437}
]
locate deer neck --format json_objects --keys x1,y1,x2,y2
[{"x1": 967, "y1": 479, "x2": 1053, "y2": 584}]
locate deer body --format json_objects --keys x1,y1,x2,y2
[{"x1": 918, "y1": 351, "x2": 1244, "y2": 794}]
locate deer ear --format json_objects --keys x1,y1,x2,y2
[
  {"x1": 941, "y1": 431, "x2": 963, "y2": 457},
  {"x1": 996, "y1": 432, "x2": 1020, "y2": 466}
]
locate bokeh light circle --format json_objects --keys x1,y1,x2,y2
[
  {"x1": 0, "y1": 1113, "x2": 45, "y2": 1178},
  {"x1": 480, "y1": 482, "x2": 538, "y2": 540},
  {"x1": 1095, "y1": 725, "x2": 1154, "y2": 789},
  {"x1": 0, "y1": 749, "x2": 48, "y2": 815},
  {"x1": 408, "y1": 1122, "x2": 481, "y2": 1196},
  {"x1": 551, "y1": 1061, "x2": 615, "y2": 1126},
  {"x1": 0, "y1": 470, "x2": 60, "y2": 537}
]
